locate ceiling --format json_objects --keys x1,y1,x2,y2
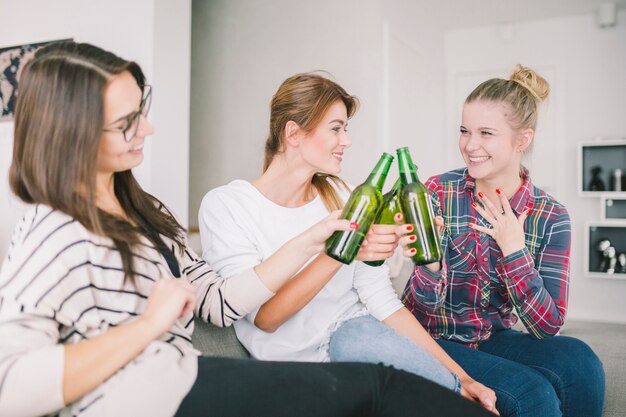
[{"x1": 419, "y1": 0, "x2": 626, "y2": 30}]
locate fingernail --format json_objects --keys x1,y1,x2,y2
[
  {"x1": 350, "y1": 222, "x2": 359, "y2": 229},
  {"x1": 469, "y1": 222, "x2": 474, "y2": 228},
  {"x1": 409, "y1": 248, "x2": 417, "y2": 255},
  {"x1": 394, "y1": 213, "x2": 402, "y2": 221},
  {"x1": 478, "y1": 191, "x2": 485, "y2": 198},
  {"x1": 406, "y1": 225, "x2": 414, "y2": 232},
  {"x1": 495, "y1": 188, "x2": 501, "y2": 195},
  {"x1": 525, "y1": 208, "x2": 532, "y2": 215},
  {"x1": 471, "y1": 202, "x2": 477, "y2": 208},
  {"x1": 409, "y1": 235, "x2": 416, "y2": 242}
]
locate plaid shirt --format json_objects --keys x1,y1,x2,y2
[{"x1": 402, "y1": 168, "x2": 570, "y2": 347}]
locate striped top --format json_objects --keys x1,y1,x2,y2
[
  {"x1": 402, "y1": 168, "x2": 570, "y2": 347},
  {"x1": 0, "y1": 204, "x2": 273, "y2": 417}
]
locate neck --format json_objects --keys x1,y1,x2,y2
[
  {"x1": 252, "y1": 155, "x2": 318, "y2": 208},
  {"x1": 95, "y1": 172, "x2": 126, "y2": 218},
  {"x1": 475, "y1": 173, "x2": 523, "y2": 201}
]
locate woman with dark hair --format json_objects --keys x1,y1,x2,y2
[{"x1": 0, "y1": 41, "x2": 494, "y2": 417}]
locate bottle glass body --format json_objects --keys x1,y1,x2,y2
[
  {"x1": 364, "y1": 179, "x2": 402, "y2": 267},
  {"x1": 325, "y1": 153, "x2": 393, "y2": 264},
  {"x1": 396, "y1": 147, "x2": 442, "y2": 265}
]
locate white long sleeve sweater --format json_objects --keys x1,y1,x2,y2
[
  {"x1": 199, "y1": 180, "x2": 403, "y2": 362},
  {"x1": 0, "y1": 204, "x2": 273, "y2": 417}
]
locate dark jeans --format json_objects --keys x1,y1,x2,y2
[
  {"x1": 437, "y1": 330, "x2": 605, "y2": 417},
  {"x1": 175, "y1": 357, "x2": 493, "y2": 417}
]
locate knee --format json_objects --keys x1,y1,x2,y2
[
  {"x1": 554, "y1": 337, "x2": 605, "y2": 386},
  {"x1": 498, "y1": 373, "x2": 560, "y2": 417},
  {"x1": 329, "y1": 316, "x2": 382, "y2": 361}
]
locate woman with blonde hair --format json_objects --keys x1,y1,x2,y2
[{"x1": 403, "y1": 64, "x2": 605, "y2": 417}]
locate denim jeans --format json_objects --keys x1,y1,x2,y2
[
  {"x1": 328, "y1": 315, "x2": 461, "y2": 392},
  {"x1": 437, "y1": 329, "x2": 605, "y2": 417}
]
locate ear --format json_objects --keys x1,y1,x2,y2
[
  {"x1": 517, "y1": 128, "x2": 534, "y2": 153},
  {"x1": 284, "y1": 121, "x2": 302, "y2": 147}
]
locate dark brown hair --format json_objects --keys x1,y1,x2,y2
[
  {"x1": 264, "y1": 72, "x2": 359, "y2": 211},
  {"x1": 10, "y1": 41, "x2": 184, "y2": 279}
]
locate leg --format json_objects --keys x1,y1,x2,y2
[
  {"x1": 479, "y1": 330, "x2": 605, "y2": 417},
  {"x1": 175, "y1": 357, "x2": 493, "y2": 417},
  {"x1": 437, "y1": 338, "x2": 561, "y2": 417},
  {"x1": 329, "y1": 315, "x2": 460, "y2": 391}
]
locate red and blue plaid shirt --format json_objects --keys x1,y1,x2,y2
[{"x1": 402, "y1": 168, "x2": 571, "y2": 347}]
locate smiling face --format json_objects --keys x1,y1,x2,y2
[
  {"x1": 459, "y1": 100, "x2": 528, "y2": 184},
  {"x1": 98, "y1": 71, "x2": 154, "y2": 177},
  {"x1": 299, "y1": 100, "x2": 351, "y2": 175}
]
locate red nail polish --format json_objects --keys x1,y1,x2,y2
[
  {"x1": 469, "y1": 222, "x2": 474, "y2": 228},
  {"x1": 471, "y1": 202, "x2": 477, "y2": 208},
  {"x1": 350, "y1": 222, "x2": 359, "y2": 229},
  {"x1": 406, "y1": 225, "x2": 414, "y2": 232},
  {"x1": 478, "y1": 191, "x2": 485, "y2": 198},
  {"x1": 409, "y1": 248, "x2": 417, "y2": 255},
  {"x1": 496, "y1": 188, "x2": 501, "y2": 195},
  {"x1": 409, "y1": 235, "x2": 417, "y2": 242},
  {"x1": 525, "y1": 208, "x2": 532, "y2": 215},
  {"x1": 394, "y1": 213, "x2": 402, "y2": 221}
]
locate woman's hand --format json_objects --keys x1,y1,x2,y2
[
  {"x1": 300, "y1": 210, "x2": 356, "y2": 257},
  {"x1": 394, "y1": 213, "x2": 444, "y2": 272},
  {"x1": 139, "y1": 279, "x2": 197, "y2": 339},
  {"x1": 470, "y1": 190, "x2": 530, "y2": 257},
  {"x1": 460, "y1": 377, "x2": 499, "y2": 415},
  {"x1": 356, "y1": 214, "x2": 414, "y2": 262}
]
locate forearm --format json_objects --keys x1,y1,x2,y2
[
  {"x1": 497, "y1": 248, "x2": 568, "y2": 337},
  {"x1": 63, "y1": 318, "x2": 157, "y2": 404},
  {"x1": 253, "y1": 233, "x2": 318, "y2": 293},
  {"x1": 406, "y1": 264, "x2": 448, "y2": 311},
  {"x1": 383, "y1": 307, "x2": 472, "y2": 382},
  {"x1": 255, "y1": 254, "x2": 341, "y2": 332}
]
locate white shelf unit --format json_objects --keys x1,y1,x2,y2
[
  {"x1": 584, "y1": 221, "x2": 626, "y2": 279},
  {"x1": 601, "y1": 195, "x2": 626, "y2": 221},
  {"x1": 578, "y1": 139, "x2": 626, "y2": 197}
]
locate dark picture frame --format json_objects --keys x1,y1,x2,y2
[{"x1": 0, "y1": 39, "x2": 71, "y2": 122}]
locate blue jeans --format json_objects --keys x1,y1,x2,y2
[
  {"x1": 437, "y1": 329, "x2": 605, "y2": 417},
  {"x1": 329, "y1": 315, "x2": 461, "y2": 392}
]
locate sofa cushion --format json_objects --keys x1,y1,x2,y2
[{"x1": 192, "y1": 318, "x2": 250, "y2": 358}]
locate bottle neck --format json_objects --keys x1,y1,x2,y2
[
  {"x1": 397, "y1": 150, "x2": 418, "y2": 185},
  {"x1": 365, "y1": 153, "x2": 394, "y2": 190}
]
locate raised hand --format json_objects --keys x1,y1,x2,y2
[
  {"x1": 470, "y1": 189, "x2": 531, "y2": 257},
  {"x1": 301, "y1": 210, "x2": 356, "y2": 256},
  {"x1": 140, "y1": 279, "x2": 197, "y2": 338},
  {"x1": 357, "y1": 213, "x2": 414, "y2": 262}
]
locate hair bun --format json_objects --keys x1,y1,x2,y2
[{"x1": 509, "y1": 64, "x2": 549, "y2": 103}]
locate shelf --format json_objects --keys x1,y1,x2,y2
[
  {"x1": 578, "y1": 139, "x2": 626, "y2": 197},
  {"x1": 601, "y1": 195, "x2": 626, "y2": 220},
  {"x1": 585, "y1": 221, "x2": 626, "y2": 279}
]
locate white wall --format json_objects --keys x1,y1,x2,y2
[
  {"x1": 189, "y1": 0, "x2": 446, "y2": 227},
  {"x1": 445, "y1": 11, "x2": 626, "y2": 323},
  {"x1": 0, "y1": 0, "x2": 191, "y2": 259}
]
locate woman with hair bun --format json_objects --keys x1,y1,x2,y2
[{"x1": 403, "y1": 64, "x2": 605, "y2": 417}]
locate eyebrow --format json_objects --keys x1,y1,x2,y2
[
  {"x1": 460, "y1": 125, "x2": 498, "y2": 131},
  {"x1": 110, "y1": 111, "x2": 138, "y2": 125},
  {"x1": 328, "y1": 119, "x2": 346, "y2": 125}
]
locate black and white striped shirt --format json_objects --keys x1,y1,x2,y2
[{"x1": 0, "y1": 205, "x2": 273, "y2": 417}]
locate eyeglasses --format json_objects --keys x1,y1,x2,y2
[{"x1": 102, "y1": 85, "x2": 152, "y2": 142}]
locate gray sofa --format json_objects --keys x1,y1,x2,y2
[{"x1": 192, "y1": 316, "x2": 625, "y2": 417}]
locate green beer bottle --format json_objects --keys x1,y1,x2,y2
[
  {"x1": 325, "y1": 152, "x2": 394, "y2": 265},
  {"x1": 396, "y1": 147, "x2": 442, "y2": 265},
  {"x1": 364, "y1": 178, "x2": 403, "y2": 267}
]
